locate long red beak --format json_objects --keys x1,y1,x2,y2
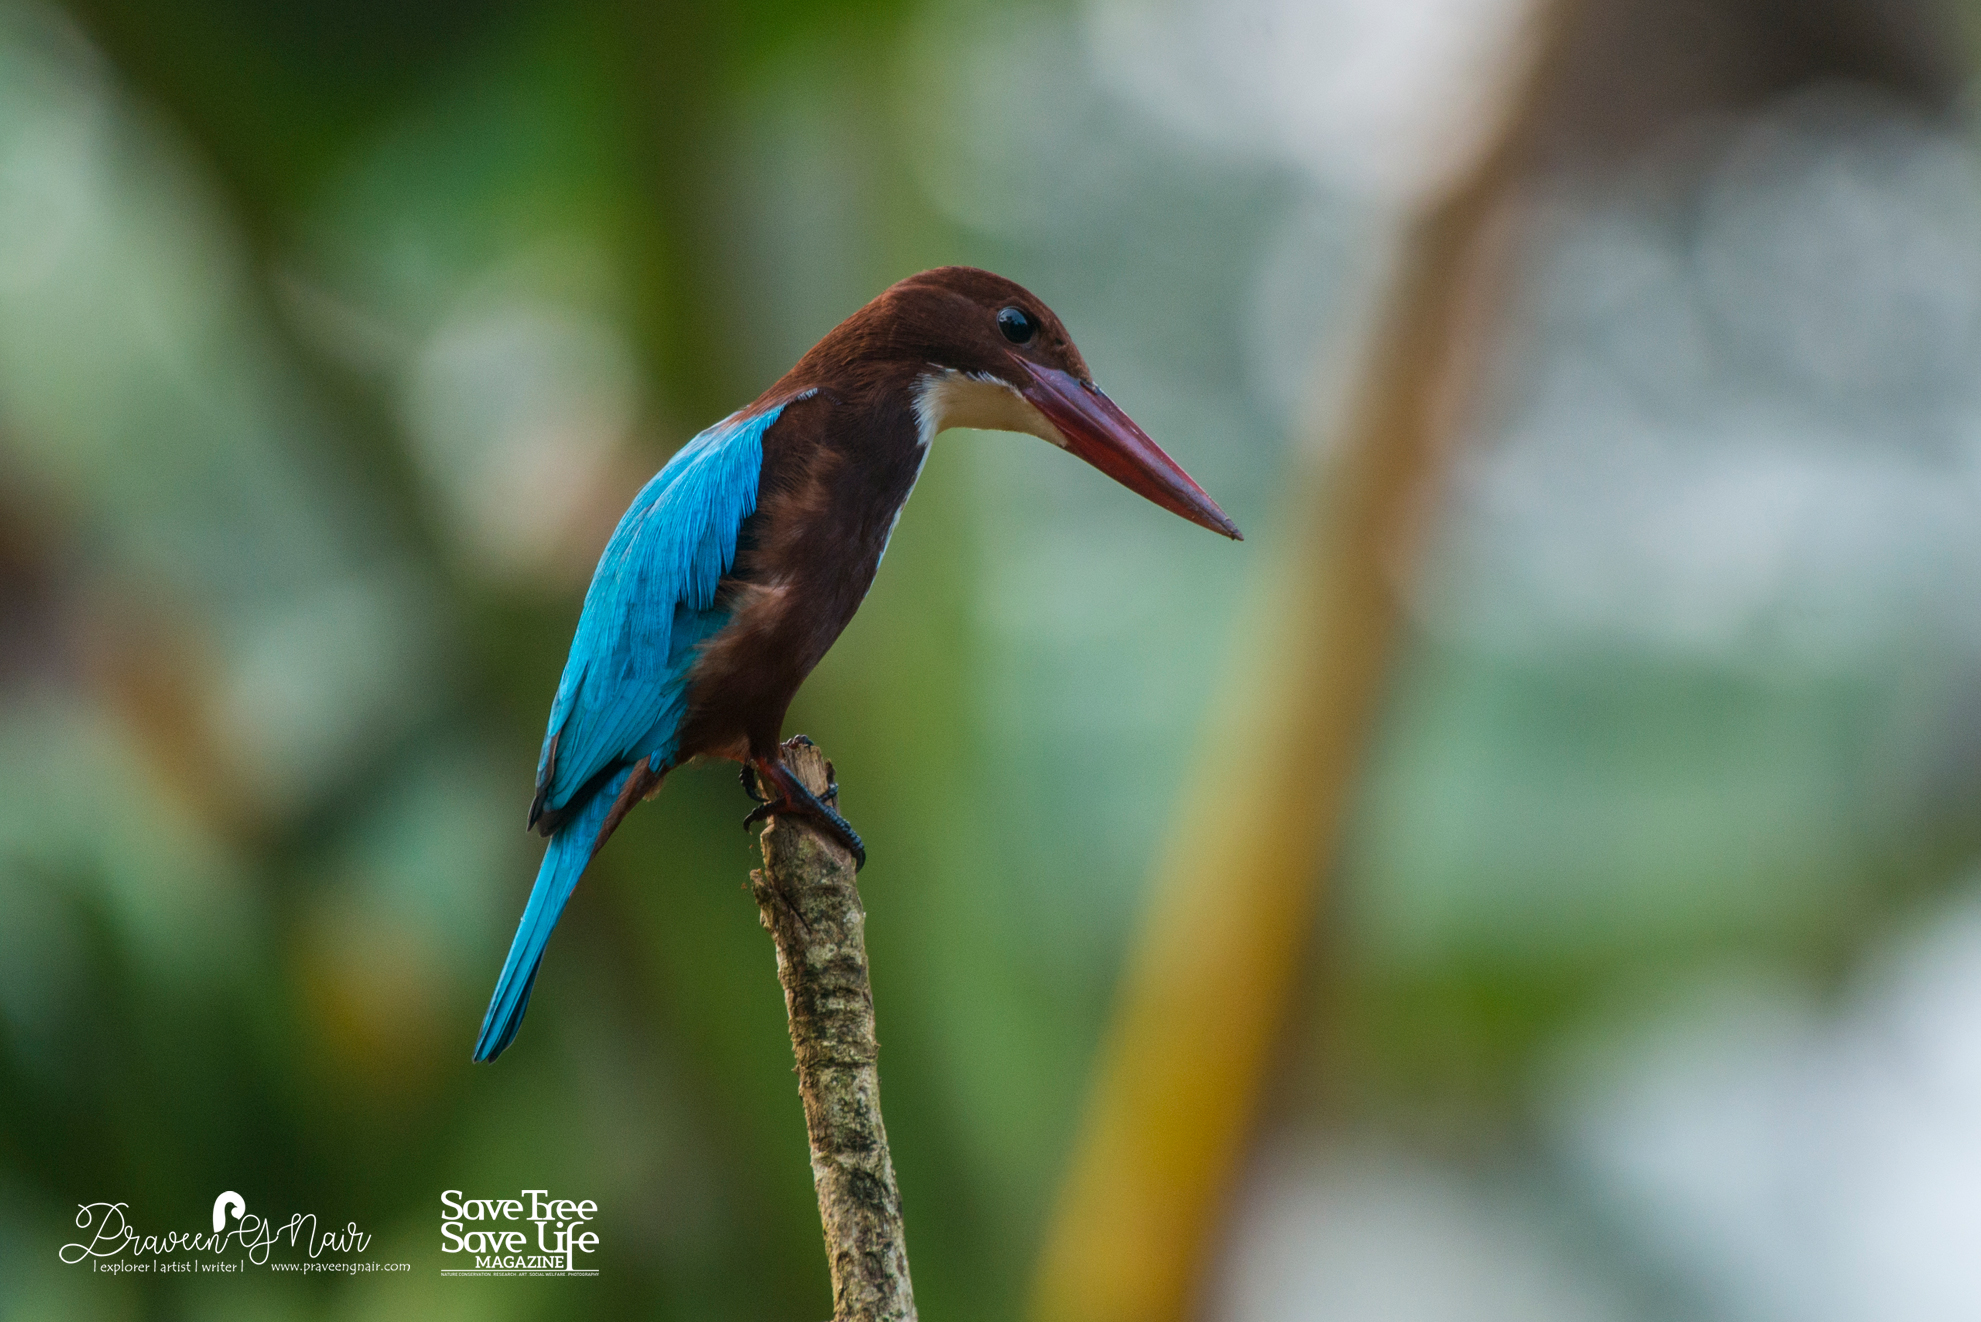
[{"x1": 1021, "y1": 364, "x2": 1243, "y2": 540}]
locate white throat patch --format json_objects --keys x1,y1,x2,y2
[{"x1": 912, "y1": 369, "x2": 1069, "y2": 449}]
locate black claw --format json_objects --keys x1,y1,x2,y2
[
  {"x1": 740, "y1": 758, "x2": 866, "y2": 870},
  {"x1": 817, "y1": 806, "x2": 865, "y2": 870}
]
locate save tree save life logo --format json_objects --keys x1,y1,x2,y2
[
  {"x1": 61, "y1": 1191, "x2": 400, "y2": 1275},
  {"x1": 439, "y1": 1189, "x2": 599, "y2": 1276}
]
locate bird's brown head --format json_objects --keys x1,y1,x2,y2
[{"x1": 791, "y1": 266, "x2": 1242, "y2": 540}]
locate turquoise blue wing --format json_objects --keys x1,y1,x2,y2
[
  {"x1": 534, "y1": 401, "x2": 786, "y2": 815},
  {"x1": 477, "y1": 401, "x2": 787, "y2": 1062}
]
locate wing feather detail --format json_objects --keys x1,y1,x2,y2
[{"x1": 532, "y1": 403, "x2": 784, "y2": 817}]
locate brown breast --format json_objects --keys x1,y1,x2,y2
[{"x1": 672, "y1": 386, "x2": 929, "y2": 761}]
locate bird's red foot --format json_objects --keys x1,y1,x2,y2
[{"x1": 742, "y1": 747, "x2": 866, "y2": 869}]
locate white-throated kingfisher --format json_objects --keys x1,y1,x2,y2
[{"x1": 475, "y1": 266, "x2": 1240, "y2": 1061}]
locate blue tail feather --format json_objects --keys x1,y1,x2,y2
[{"x1": 474, "y1": 764, "x2": 632, "y2": 1061}]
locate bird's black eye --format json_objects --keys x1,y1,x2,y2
[{"x1": 997, "y1": 306, "x2": 1036, "y2": 345}]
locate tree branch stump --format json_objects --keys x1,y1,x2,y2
[{"x1": 751, "y1": 735, "x2": 916, "y2": 1322}]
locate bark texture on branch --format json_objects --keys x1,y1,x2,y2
[{"x1": 752, "y1": 736, "x2": 915, "y2": 1322}]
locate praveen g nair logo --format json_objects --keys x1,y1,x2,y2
[
  {"x1": 59, "y1": 1191, "x2": 408, "y2": 1275},
  {"x1": 439, "y1": 1189, "x2": 599, "y2": 1277}
]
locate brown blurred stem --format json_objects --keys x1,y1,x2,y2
[
  {"x1": 752, "y1": 736, "x2": 915, "y2": 1322},
  {"x1": 1030, "y1": 5, "x2": 1584, "y2": 1320}
]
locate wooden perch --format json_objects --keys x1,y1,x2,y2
[{"x1": 751, "y1": 736, "x2": 916, "y2": 1322}]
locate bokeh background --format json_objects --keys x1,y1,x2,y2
[{"x1": 4, "y1": 0, "x2": 1981, "y2": 1318}]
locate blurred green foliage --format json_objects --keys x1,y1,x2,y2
[
  {"x1": 0, "y1": 0, "x2": 1281, "y2": 1316},
  {"x1": 7, "y1": 0, "x2": 1981, "y2": 1319}
]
